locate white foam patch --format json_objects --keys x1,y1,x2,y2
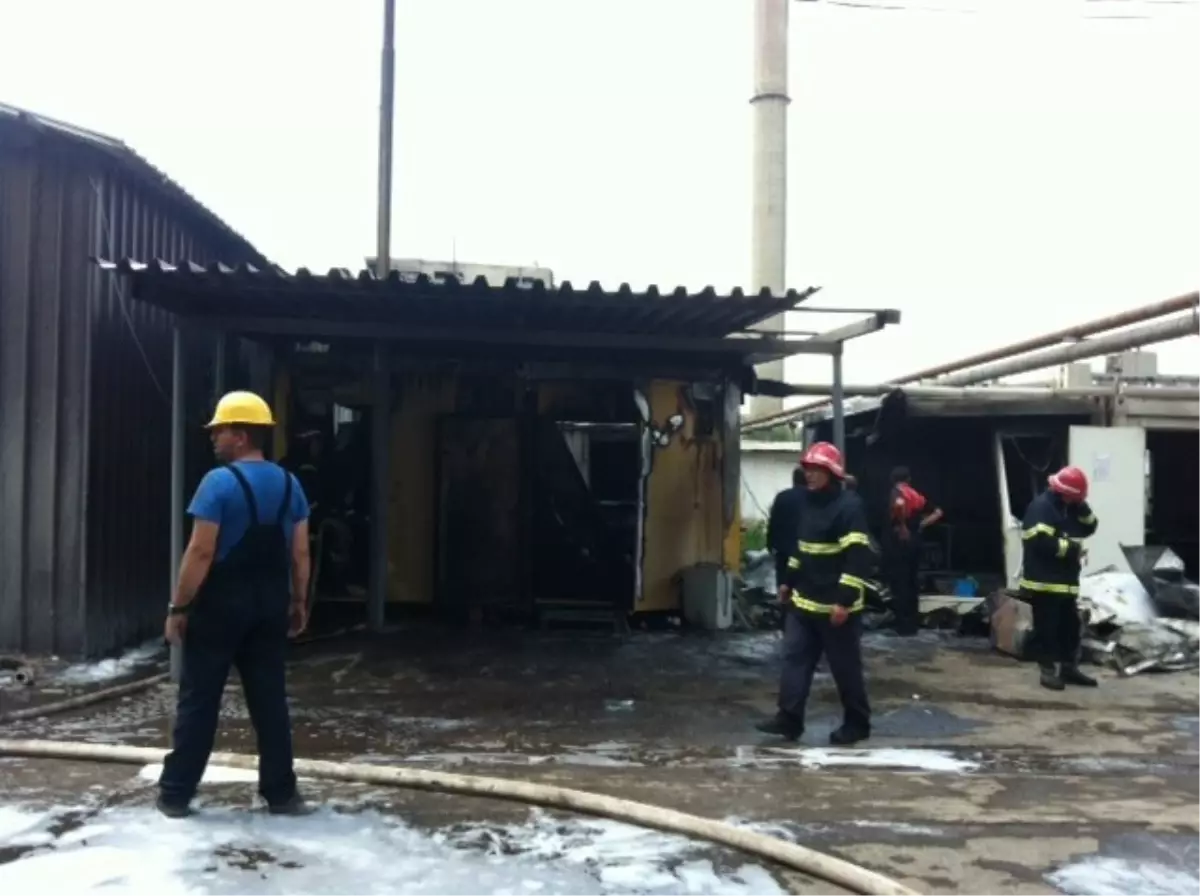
[
  {"x1": 1047, "y1": 856, "x2": 1200, "y2": 896},
  {"x1": 761, "y1": 747, "x2": 979, "y2": 773},
  {"x1": 137, "y1": 764, "x2": 260, "y2": 785},
  {"x1": 0, "y1": 804, "x2": 783, "y2": 895},
  {"x1": 0, "y1": 807, "x2": 55, "y2": 846},
  {"x1": 56, "y1": 641, "x2": 164, "y2": 686}
]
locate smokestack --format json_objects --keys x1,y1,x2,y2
[{"x1": 749, "y1": 0, "x2": 790, "y2": 418}]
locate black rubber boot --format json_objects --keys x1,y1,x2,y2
[
  {"x1": 155, "y1": 795, "x2": 191, "y2": 819},
  {"x1": 755, "y1": 712, "x2": 804, "y2": 741},
  {"x1": 1060, "y1": 664, "x2": 1098, "y2": 687},
  {"x1": 268, "y1": 794, "x2": 314, "y2": 816},
  {"x1": 1039, "y1": 664, "x2": 1065, "y2": 691},
  {"x1": 829, "y1": 725, "x2": 870, "y2": 746}
]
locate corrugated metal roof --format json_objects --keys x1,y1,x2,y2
[
  {"x1": 0, "y1": 102, "x2": 264, "y2": 264},
  {"x1": 100, "y1": 258, "x2": 819, "y2": 340}
]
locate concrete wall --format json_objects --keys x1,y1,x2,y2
[{"x1": 739, "y1": 443, "x2": 803, "y2": 523}]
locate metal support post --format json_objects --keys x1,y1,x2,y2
[
  {"x1": 169, "y1": 325, "x2": 185, "y2": 683},
  {"x1": 212, "y1": 332, "x2": 226, "y2": 399},
  {"x1": 368, "y1": 343, "x2": 390, "y2": 632},
  {"x1": 831, "y1": 347, "x2": 846, "y2": 453}
]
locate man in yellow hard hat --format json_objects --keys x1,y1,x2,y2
[{"x1": 157, "y1": 390, "x2": 312, "y2": 818}]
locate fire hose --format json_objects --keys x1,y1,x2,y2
[{"x1": 0, "y1": 738, "x2": 918, "y2": 896}]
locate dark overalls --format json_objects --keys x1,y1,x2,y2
[
  {"x1": 777, "y1": 485, "x2": 874, "y2": 741},
  {"x1": 159, "y1": 466, "x2": 298, "y2": 809}
]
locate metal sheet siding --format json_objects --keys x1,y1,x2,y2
[
  {"x1": 0, "y1": 145, "x2": 92, "y2": 655},
  {"x1": 1, "y1": 137, "x2": 260, "y2": 657}
]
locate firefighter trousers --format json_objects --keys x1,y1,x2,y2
[
  {"x1": 1025, "y1": 590, "x2": 1082, "y2": 667},
  {"x1": 778, "y1": 611, "x2": 870, "y2": 733}
]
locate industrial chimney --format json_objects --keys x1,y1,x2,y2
[{"x1": 748, "y1": 0, "x2": 791, "y2": 418}]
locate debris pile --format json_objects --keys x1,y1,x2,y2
[
  {"x1": 986, "y1": 546, "x2": 1199, "y2": 675},
  {"x1": 1079, "y1": 547, "x2": 1199, "y2": 675}
]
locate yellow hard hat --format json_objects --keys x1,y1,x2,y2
[{"x1": 206, "y1": 391, "x2": 276, "y2": 428}]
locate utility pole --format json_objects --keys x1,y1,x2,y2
[
  {"x1": 376, "y1": 0, "x2": 396, "y2": 279},
  {"x1": 369, "y1": 0, "x2": 396, "y2": 632}
]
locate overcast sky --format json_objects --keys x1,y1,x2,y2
[{"x1": 2, "y1": 0, "x2": 1197, "y2": 385}]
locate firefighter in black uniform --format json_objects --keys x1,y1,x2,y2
[
  {"x1": 766, "y1": 467, "x2": 805, "y2": 593},
  {"x1": 1020, "y1": 465, "x2": 1099, "y2": 691},
  {"x1": 756, "y1": 442, "x2": 875, "y2": 745}
]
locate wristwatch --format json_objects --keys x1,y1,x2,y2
[{"x1": 167, "y1": 603, "x2": 192, "y2": 616}]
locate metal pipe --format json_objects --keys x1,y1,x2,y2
[
  {"x1": 938, "y1": 311, "x2": 1199, "y2": 386},
  {"x1": 169, "y1": 325, "x2": 185, "y2": 683},
  {"x1": 831, "y1": 348, "x2": 846, "y2": 451},
  {"x1": 769, "y1": 383, "x2": 1200, "y2": 401},
  {"x1": 748, "y1": 0, "x2": 790, "y2": 418},
  {"x1": 375, "y1": 0, "x2": 396, "y2": 280},
  {"x1": 743, "y1": 291, "x2": 1200, "y2": 431},
  {"x1": 909, "y1": 290, "x2": 1198, "y2": 382}
]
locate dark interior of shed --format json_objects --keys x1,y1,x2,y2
[
  {"x1": 823, "y1": 401, "x2": 1087, "y2": 595},
  {"x1": 280, "y1": 347, "x2": 645, "y2": 627},
  {"x1": 1146, "y1": 430, "x2": 1200, "y2": 579}
]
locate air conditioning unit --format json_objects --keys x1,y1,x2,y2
[{"x1": 680, "y1": 563, "x2": 734, "y2": 631}]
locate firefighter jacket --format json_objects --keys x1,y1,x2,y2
[
  {"x1": 1020, "y1": 491, "x2": 1099, "y2": 596},
  {"x1": 782, "y1": 484, "x2": 876, "y2": 614}
]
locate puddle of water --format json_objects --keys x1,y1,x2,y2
[{"x1": 0, "y1": 803, "x2": 783, "y2": 895}]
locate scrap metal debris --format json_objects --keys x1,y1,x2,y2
[{"x1": 986, "y1": 547, "x2": 1200, "y2": 675}]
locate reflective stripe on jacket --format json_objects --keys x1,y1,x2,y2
[
  {"x1": 1020, "y1": 491, "x2": 1098, "y2": 595},
  {"x1": 783, "y1": 485, "x2": 876, "y2": 615}
]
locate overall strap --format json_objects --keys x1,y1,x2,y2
[
  {"x1": 226, "y1": 464, "x2": 260, "y2": 526},
  {"x1": 275, "y1": 468, "x2": 294, "y2": 527}
]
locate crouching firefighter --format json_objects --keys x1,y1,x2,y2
[
  {"x1": 1020, "y1": 465, "x2": 1099, "y2": 691},
  {"x1": 756, "y1": 442, "x2": 874, "y2": 745},
  {"x1": 158, "y1": 391, "x2": 312, "y2": 818}
]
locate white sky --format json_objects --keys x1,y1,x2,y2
[{"x1": 2, "y1": 0, "x2": 1197, "y2": 384}]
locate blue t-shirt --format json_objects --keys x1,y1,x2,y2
[{"x1": 188, "y1": 460, "x2": 310, "y2": 562}]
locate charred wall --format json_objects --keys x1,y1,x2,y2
[{"x1": 0, "y1": 125, "x2": 261, "y2": 657}]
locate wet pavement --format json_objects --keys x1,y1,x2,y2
[{"x1": 1, "y1": 626, "x2": 1197, "y2": 893}]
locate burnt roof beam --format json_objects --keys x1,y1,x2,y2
[{"x1": 195, "y1": 314, "x2": 810, "y2": 357}]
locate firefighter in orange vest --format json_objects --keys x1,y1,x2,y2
[
  {"x1": 1020, "y1": 466, "x2": 1099, "y2": 690},
  {"x1": 756, "y1": 442, "x2": 875, "y2": 745}
]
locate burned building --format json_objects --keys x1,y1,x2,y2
[{"x1": 88, "y1": 262, "x2": 898, "y2": 645}]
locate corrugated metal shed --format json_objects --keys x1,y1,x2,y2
[
  {"x1": 104, "y1": 259, "x2": 819, "y2": 339},
  {"x1": 0, "y1": 103, "x2": 265, "y2": 657}
]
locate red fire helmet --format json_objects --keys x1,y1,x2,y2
[
  {"x1": 1048, "y1": 465, "x2": 1089, "y2": 501},
  {"x1": 800, "y1": 441, "x2": 845, "y2": 479}
]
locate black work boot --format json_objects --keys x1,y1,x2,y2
[
  {"x1": 1039, "y1": 663, "x2": 1065, "y2": 691},
  {"x1": 1060, "y1": 664, "x2": 1098, "y2": 687},
  {"x1": 155, "y1": 795, "x2": 191, "y2": 819},
  {"x1": 267, "y1": 794, "x2": 313, "y2": 816},
  {"x1": 755, "y1": 712, "x2": 804, "y2": 741},
  {"x1": 829, "y1": 725, "x2": 870, "y2": 746}
]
